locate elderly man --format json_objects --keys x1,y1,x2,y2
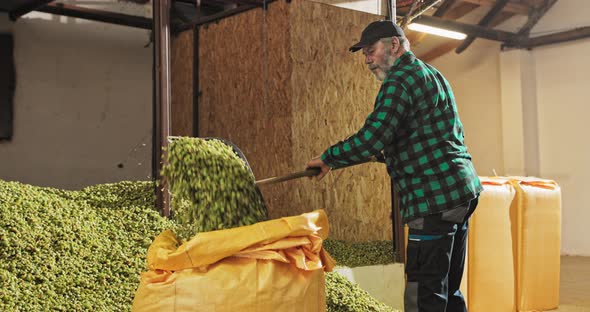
[{"x1": 306, "y1": 20, "x2": 482, "y2": 312}]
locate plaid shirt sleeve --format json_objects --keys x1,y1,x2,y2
[{"x1": 321, "y1": 81, "x2": 410, "y2": 168}]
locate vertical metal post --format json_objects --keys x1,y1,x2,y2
[
  {"x1": 391, "y1": 181, "x2": 405, "y2": 263},
  {"x1": 389, "y1": 0, "x2": 405, "y2": 264},
  {"x1": 154, "y1": 0, "x2": 171, "y2": 217},
  {"x1": 193, "y1": 26, "x2": 199, "y2": 137}
]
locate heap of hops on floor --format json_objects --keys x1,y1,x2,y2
[
  {"x1": 0, "y1": 180, "x2": 174, "y2": 311},
  {"x1": 0, "y1": 137, "x2": 397, "y2": 311}
]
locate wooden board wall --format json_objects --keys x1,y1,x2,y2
[
  {"x1": 288, "y1": 0, "x2": 391, "y2": 241},
  {"x1": 198, "y1": 0, "x2": 294, "y2": 225},
  {"x1": 171, "y1": 29, "x2": 194, "y2": 136},
  {"x1": 198, "y1": 0, "x2": 393, "y2": 241}
]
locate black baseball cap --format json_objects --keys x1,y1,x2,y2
[{"x1": 349, "y1": 20, "x2": 405, "y2": 52}]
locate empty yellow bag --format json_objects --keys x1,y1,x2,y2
[{"x1": 132, "y1": 209, "x2": 335, "y2": 312}]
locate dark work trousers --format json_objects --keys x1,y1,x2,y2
[{"x1": 404, "y1": 198, "x2": 479, "y2": 312}]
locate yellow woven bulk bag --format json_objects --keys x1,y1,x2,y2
[
  {"x1": 132, "y1": 210, "x2": 335, "y2": 312},
  {"x1": 510, "y1": 177, "x2": 561, "y2": 312},
  {"x1": 467, "y1": 177, "x2": 516, "y2": 312}
]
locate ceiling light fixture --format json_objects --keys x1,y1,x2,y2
[{"x1": 408, "y1": 23, "x2": 467, "y2": 40}]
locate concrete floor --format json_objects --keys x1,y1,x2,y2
[
  {"x1": 554, "y1": 256, "x2": 590, "y2": 312},
  {"x1": 338, "y1": 256, "x2": 590, "y2": 312}
]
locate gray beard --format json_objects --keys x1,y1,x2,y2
[
  {"x1": 372, "y1": 67, "x2": 389, "y2": 81},
  {"x1": 370, "y1": 50, "x2": 397, "y2": 81}
]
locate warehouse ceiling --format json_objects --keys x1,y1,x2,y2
[{"x1": 1, "y1": 0, "x2": 588, "y2": 59}]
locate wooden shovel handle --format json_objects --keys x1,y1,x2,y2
[
  {"x1": 255, "y1": 168, "x2": 321, "y2": 186},
  {"x1": 255, "y1": 155, "x2": 385, "y2": 186}
]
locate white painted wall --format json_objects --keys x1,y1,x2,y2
[
  {"x1": 533, "y1": 39, "x2": 590, "y2": 256},
  {"x1": 430, "y1": 1, "x2": 590, "y2": 255},
  {"x1": 430, "y1": 39, "x2": 505, "y2": 177},
  {"x1": 527, "y1": 0, "x2": 590, "y2": 258},
  {"x1": 0, "y1": 10, "x2": 153, "y2": 190}
]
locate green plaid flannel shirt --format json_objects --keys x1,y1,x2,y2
[{"x1": 321, "y1": 51, "x2": 483, "y2": 222}]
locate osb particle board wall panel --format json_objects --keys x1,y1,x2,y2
[
  {"x1": 256, "y1": 0, "x2": 296, "y2": 221},
  {"x1": 171, "y1": 29, "x2": 194, "y2": 137},
  {"x1": 198, "y1": 0, "x2": 295, "y2": 228},
  {"x1": 198, "y1": 7, "x2": 265, "y2": 148},
  {"x1": 288, "y1": 0, "x2": 391, "y2": 241},
  {"x1": 198, "y1": 0, "x2": 392, "y2": 241}
]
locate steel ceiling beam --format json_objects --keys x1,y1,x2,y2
[
  {"x1": 433, "y1": 0, "x2": 458, "y2": 17},
  {"x1": 174, "y1": 2, "x2": 271, "y2": 32},
  {"x1": 516, "y1": 0, "x2": 557, "y2": 36},
  {"x1": 412, "y1": 14, "x2": 518, "y2": 42},
  {"x1": 36, "y1": 3, "x2": 152, "y2": 29},
  {"x1": 505, "y1": 26, "x2": 590, "y2": 49},
  {"x1": 455, "y1": 0, "x2": 510, "y2": 53},
  {"x1": 458, "y1": 0, "x2": 531, "y2": 15},
  {"x1": 9, "y1": 0, "x2": 55, "y2": 20}
]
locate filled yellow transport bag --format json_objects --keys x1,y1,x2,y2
[{"x1": 132, "y1": 209, "x2": 335, "y2": 312}]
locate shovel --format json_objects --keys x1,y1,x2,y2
[{"x1": 255, "y1": 155, "x2": 385, "y2": 186}]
